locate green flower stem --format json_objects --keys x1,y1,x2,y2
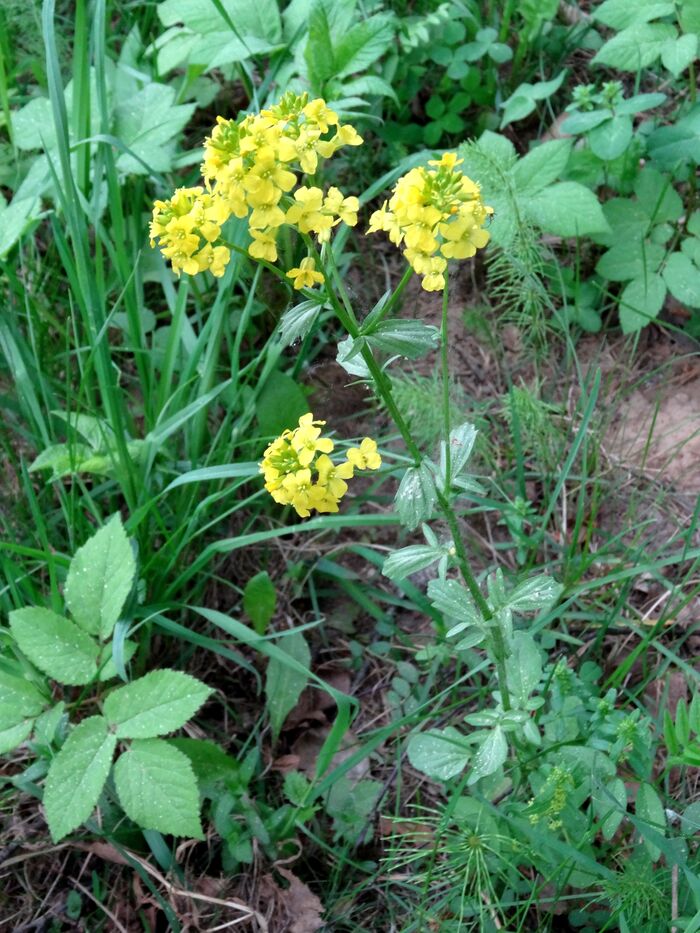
[
  {"x1": 316, "y1": 244, "x2": 513, "y2": 712},
  {"x1": 440, "y1": 271, "x2": 452, "y2": 494}
]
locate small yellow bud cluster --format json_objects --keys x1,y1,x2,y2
[
  {"x1": 260, "y1": 413, "x2": 381, "y2": 518},
  {"x1": 150, "y1": 93, "x2": 362, "y2": 280},
  {"x1": 367, "y1": 152, "x2": 493, "y2": 291},
  {"x1": 148, "y1": 187, "x2": 232, "y2": 277}
]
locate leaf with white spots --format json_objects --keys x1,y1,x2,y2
[
  {"x1": 43, "y1": 716, "x2": 117, "y2": 842},
  {"x1": 468, "y1": 726, "x2": 508, "y2": 784},
  {"x1": 0, "y1": 671, "x2": 47, "y2": 729},
  {"x1": 407, "y1": 726, "x2": 471, "y2": 780},
  {"x1": 9, "y1": 608, "x2": 99, "y2": 686},
  {"x1": 103, "y1": 670, "x2": 213, "y2": 738},
  {"x1": 65, "y1": 514, "x2": 136, "y2": 640},
  {"x1": 114, "y1": 739, "x2": 203, "y2": 838}
]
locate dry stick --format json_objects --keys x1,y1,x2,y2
[{"x1": 69, "y1": 878, "x2": 129, "y2": 933}]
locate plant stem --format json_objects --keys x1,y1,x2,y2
[
  {"x1": 318, "y1": 247, "x2": 513, "y2": 711},
  {"x1": 441, "y1": 272, "x2": 452, "y2": 494}
]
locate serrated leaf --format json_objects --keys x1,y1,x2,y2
[
  {"x1": 662, "y1": 252, "x2": 700, "y2": 308},
  {"x1": 512, "y1": 139, "x2": 572, "y2": 193},
  {"x1": 64, "y1": 515, "x2": 136, "y2": 640},
  {"x1": 593, "y1": 22, "x2": 677, "y2": 71},
  {"x1": 167, "y1": 737, "x2": 239, "y2": 788},
  {"x1": 0, "y1": 671, "x2": 46, "y2": 729},
  {"x1": 265, "y1": 631, "x2": 310, "y2": 740},
  {"x1": 427, "y1": 578, "x2": 480, "y2": 624},
  {"x1": 383, "y1": 545, "x2": 444, "y2": 581},
  {"x1": 619, "y1": 274, "x2": 667, "y2": 332},
  {"x1": 525, "y1": 182, "x2": 609, "y2": 237},
  {"x1": 441, "y1": 422, "x2": 477, "y2": 481},
  {"x1": 468, "y1": 726, "x2": 508, "y2": 784},
  {"x1": 635, "y1": 782, "x2": 666, "y2": 862},
  {"x1": 114, "y1": 738, "x2": 203, "y2": 838},
  {"x1": 43, "y1": 716, "x2": 117, "y2": 842},
  {"x1": 593, "y1": 778, "x2": 627, "y2": 840},
  {"x1": 103, "y1": 670, "x2": 212, "y2": 738},
  {"x1": 505, "y1": 632, "x2": 542, "y2": 706},
  {"x1": 29, "y1": 442, "x2": 96, "y2": 478},
  {"x1": 615, "y1": 92, "x2": 667, "y2": 115},
  {"x1": 278, "y1": 300, "x2": 322, "y2": 347},
  {"x1": 243, "y1": 570, "x2": 277, "y2": 635},
  {"x1": 508, "y1": 575, "x2": 563, "y2": 612},
  {"x1": 334, "y1": 13, "x2": 395, "y2": 78},
  {"x1": 395, "y1": 463, "x2": 437, "y2": 530},
  {"x1": 407, "y1": 726, "x2": 470, "y2": 780},
  {"x1": 367, "y1": 319, "x2": 439, "y2": 359},
  {"x1": 9, "y1": 608, "x2": 99, "y2": 686}
]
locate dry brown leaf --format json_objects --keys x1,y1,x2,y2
[{"x1": 265, "y1": 868, "x2": 324, "y2": 933}]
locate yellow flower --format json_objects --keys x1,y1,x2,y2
[
  {"x1": 286, "y1": 257, "x2": 325, "y2": 291},
  {"x1": 366, "y1": 152, "x2": 491, "y2": 291},
  {"x1": 315, "y1": 454, "x2": 354, "y2": 499},
  {"x1": 150, "y1": 187, "x2": 232, "y2": 278},
  {"x1": 346, "y1": 438, "x2": 381, "y2": 471},
  {"x1": 324, "y1": 187, "x2": 359, "y2": 227},
  {"x1": 249, "y1": 228, "x2": 278, "y2": 262},
  {"x1": 195, "y1": 244, "x2": 230, "y2": 277},
  {"x1": 291, "y1": 412, "x2": 334, "y2": 465},
  {"x1": 302, "y1": 98, "x2": 339, "y2": 133},
  {"x1": 285, "y1": 186, "x2": 326, "y2": 234}
]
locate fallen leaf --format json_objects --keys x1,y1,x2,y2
[{"x1": 271, "y1": 868, "x2": 324, "y2": 933}]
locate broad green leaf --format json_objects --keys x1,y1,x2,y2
[
  {"x1": 0, "y1": 719, "x2": 34, "y2": 754},
  {"x1": 28, "y1": 442, "x2": 94, "y2": 478},
  {"x1": 114, "y1": 83, "x2": 195, "y2": 174},
  {"x1": 647, "y1": 103, "x2": 700, "y2": 167},
  {"x1": 593, "y1": 778, "x2": 627, "y2": 840},
  {"x1": 11, "y1": 97, "x2": 57, "y2": 151},
  {"x1": 596, "y1": 240, "x2": 664, "y2": 282},
  {"x1": 472, "y1": 130, "x2": 517, "y2": 168},
  {"x1": 167, "y1": 738, "x2": 239, "y2": 789},
  {"x1": 395, "y1": 463, "x2": 437, "y2": 530},
  {"x1": 43, "y1": 716, "x2": 117, "y2": 842},
  {"x1": 158, "y1": 0, "x2": 282, "y2": 42},
  {"x1": 525, "y1": 182, "x2": 610, "y2": 237},
  {"x1": 265, "y1": 630, "x2": 310, "y2": 739},
  {"x1": 615, "y1": 92, "x2": 667, "y2": 115},
  {"x1": 0, "y1": 193, "x2": 41, "y2": 258},
  {"x1": 512, "y1": 139, "x2": 572, "y2": 193},
  {"x1": 334, "y1": 13, "x2": 395, "y2": 78},
  {"x1": 593, "y1": 23, "x2": 677, "y2": 71},
  {"x1": 681, "y1": 0, "x2": 700, "y2": 33},
  {"x1": 9, "y1": 608, "x2": 99, "y2": 686},
  {"x1": 505, "y1": 632, "x2": 542, "y2": 706},
  {"x1": 619, "y1": 274, "x2": 667, "y2": 332},
  {"x1": 592, "y1": 198, "x2": 652, "y2": 248},
  {"x1": 65, "y1": 514, "x2": 136, "y2": 640},
  {"x1": 367, "y1": 319, "x2": 439, "y2": 359},
  {"x1": 634, "y1": 167, "x2": 683, "y2": 223},
  {"x1": 243, "y1": 570, "x2": 277, "y2": 635},
  {"x1": 508, "y1": 575, "x2": 563, "y2": 612},
  {"x1": 663, "y1": 251, "x2": 700, "y2": 308},
  {"x1": 278, "y1": 300, "x2": 322, "y2": 347},
  {"x1": 114, "y1": 738, "x2": 203, "y2": 838},
  {"x1": 427, "y1": 578, "x2": 480, "y2": 625},
  {"x1": 500, "y1": 95, "x2": 535, "y2": 128},
  {"x1": 256, "y1": 371, "x2": 309, "y2": 438},
  {"x1": 661, "y1": 33, "x2": 698, "y2": 77},
  {"x1": 0, "y1": 671, "x2": 46, "y2": 729},
  {"x1": 636, "y1": 782, "x2": 666, "y2": 861},
  {"x1": 560, "y1": 110, "x2": 609, "y2": 135},
  {"x1": 468, "y1": 726, "x2": 508, "y2": 784},
  {"x1": 103, "y1": 670, "x2": 213, "y2": 738},
  {"x1": 594, "y1": 0, "x2": 674, "y2": 30},
  {"x1": 407, "y1": 726, "x2": 470, "y2": 780},
  {"x1": 33, "y1": 702, "x2": 66, "y2": 748},
  {"x1": 383, "y1": 545, "x2": 443, "y2": 581},
  {"x1": 305, "y1": 0, "x2": 337, "y2": 90},
  {"x1": 588, "y1": 114, "x2": 632, "y2": 161}
]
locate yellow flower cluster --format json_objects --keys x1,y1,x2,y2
[
  {"x1": 150, "y1": 93, "x2": 362, "y2": 279},
  {"x1": 260, "y1": 414, "x2": 381, "y2": 518},
  {"x1": 367, "y1": 153, "x2": 493, "y2": 291}
]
